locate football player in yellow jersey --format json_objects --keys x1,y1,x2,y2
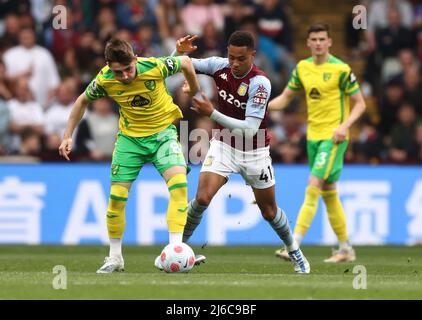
[
  {"x1": 269, "y1": 23, "x2": 366, "y2": 263},
  {"x1": 59, "y1": 38, "x2": 201, "y2": 273}
]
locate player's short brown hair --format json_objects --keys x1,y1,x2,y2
[
  {"x1": 228, "y1": 31, "x2": 255, "y2": 50},
  {"x1": 104, "y1": 38, "x2": 136, "y2": 65},
  {"x1": 307, "y1": 23, "x2": 331, "y2": 37}
]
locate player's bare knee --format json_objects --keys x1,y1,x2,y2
[
  {"x1": 261, "y1": 206, "x2": 277, "y2": 221},
  {"x1": 195, "y1": 193, "x2": 212, "y2": 207}
]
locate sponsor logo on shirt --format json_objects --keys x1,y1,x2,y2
[
  {"x1": 218, "y1": 89, "x2": 247, "y2": 109},
  {"x1": 309, "y1": 87, "x2": 321, "y2": 99},
  {"x1": 130, "y1": 95, "x2": 150, "y2": 108}
]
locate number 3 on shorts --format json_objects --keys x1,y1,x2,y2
[{"x1": 316, "y1": 151, "x2": 328, "y2": 167}]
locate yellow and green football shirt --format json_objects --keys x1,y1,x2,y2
[
  {"x1": 85, "y1": 56, "x2": 182, "y2": 137},
  {"x1": 287, "y1": 55, "x2": 360, "y2": 140}
]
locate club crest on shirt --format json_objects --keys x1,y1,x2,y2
[
  {"x1": 237, "y1": 83, "x2": 248, "y2": 96},
  {"x1": 323, "y1": 72, "x2": 331, "y2": 81},
  {"x1": 144, "y1": 80, "x2": 156, "y2": 91}
]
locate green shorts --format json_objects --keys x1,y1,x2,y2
[
  {"x1": 110, "y1": 124, "x2": 187, "y2": 182},
  {"x1": 307, "y1": 140, "x2": 348, "y2": 183}
]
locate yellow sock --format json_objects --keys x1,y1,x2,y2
[
  {"x1": 294, "y1": 186, "x2": 321, "y2": 236},
  {"x1": 107, "y1": 184, "x2": 128, "y2": 238},
  {"x1": 322, "y1": 189, "x2": 349, "y2": 242},
  {"x1": 166, "y1": 173, "x2": 188, "y2": 233}
]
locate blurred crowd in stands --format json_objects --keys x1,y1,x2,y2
[{"x1": 0, "y1": 0, "x2": 421, "y2": 164}]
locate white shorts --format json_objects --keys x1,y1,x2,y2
[{"x1": 200, "y1": 139, "x2": 275, "y2": 189}]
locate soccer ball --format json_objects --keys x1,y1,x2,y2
[{"x1": 159, "y1": 243, "x2": 196, "y2": 273}]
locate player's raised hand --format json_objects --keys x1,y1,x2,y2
[
  {"x1": 191, "y1": 92, "x2": 214, "y2": 117},
  {"x1": 332, "y1": 124, "x2": 347, "y2": 144},
  {"x1": 176, "y1": 35, "x2": 198, "y2": 54},
  {"x1": 58, "y1": 138, "x2": 73, "y2": 161}
]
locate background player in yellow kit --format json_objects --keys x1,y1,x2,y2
[
  {"x1": 269, "y1": 23, "x2": 366, "y2": 263},
  {"x1": 59, "y1": 39, "x2": 200, "y2": 273}
]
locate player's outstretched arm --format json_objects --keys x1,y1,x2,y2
[
  {"x1": 332, "y1": 90, "x2": 366, "y2": 144},
  {"x1": 58, "y1": 93, "x2": 90, "y2": 161},
  {"x1": 179, "y1": 55, "x2": 200, "y2": 97},
  {"x1": 268, "y1": 87, "x2": 297, "y2": 111}
]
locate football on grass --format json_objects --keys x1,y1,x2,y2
[{"x1": 160, "y1": 243, "x2": 195, "y2": 273}]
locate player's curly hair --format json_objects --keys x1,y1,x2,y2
[
  {"x1": 228, "y1": 31, "x2": 255, "y2": 50},
  {"x1": 104, "y1": 38, "x2": 136, "y2": 65}
]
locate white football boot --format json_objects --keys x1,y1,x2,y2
[
  {"x1": 96, "y1": 256, "x2": 124, "y2": 273},
  {"x1": 288, "y1": 248, "x2": 311, "y2": 274}
]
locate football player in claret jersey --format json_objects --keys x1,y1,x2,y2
[
  {"x1": 174, "y1": 31, "x2": 310, "y2": 273},
  {"x1": 59, "y1": 39, "x2": 201, "y2": 273},
  {"x1": 269, "y1": 24, "x2": 366, "y2": 263}
]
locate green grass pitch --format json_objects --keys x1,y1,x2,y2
[{"x1": 0, "y1": 245, "x2": 421, "y2": 299}]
